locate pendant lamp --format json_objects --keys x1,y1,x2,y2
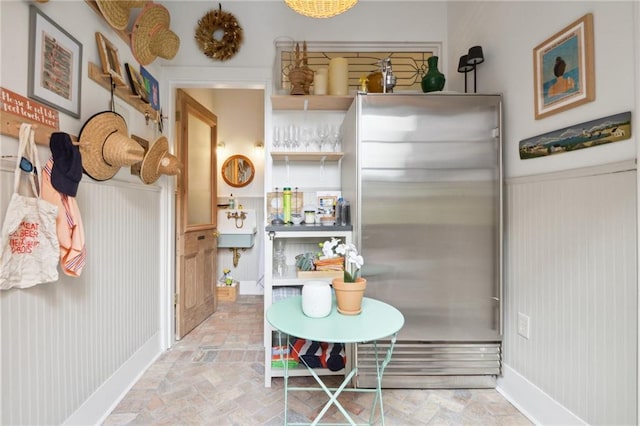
[{"x1": 285, "y1": 0, "x2": 358, "y2": 18}]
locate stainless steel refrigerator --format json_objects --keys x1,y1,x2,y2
[{"x1": 341, "y1": 93, "x2": 503, "y2": 388}]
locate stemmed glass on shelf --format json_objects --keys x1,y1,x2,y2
[
  {"x1": 273, "y1": 126, "x2": 282, "y2": 151},
  {"x1": 288, "y1": 125, "x2": 300, "y2": 152},
  {"x1": 300, "y1": 125, "x2": 313, "y2": 152},
  {"x1": 330, "y1": 125, "x2": 341, "y2": 152},
  {"x1": 317, "y1": 123, "x2": 330, "y2": 152}
]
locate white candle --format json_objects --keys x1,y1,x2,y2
[
  {"x1": 329, "y1": 57, "x2": 348, "y2": 96},
  {"x1": 314, "y1": 68, "x2": 328, "y2": 95}
]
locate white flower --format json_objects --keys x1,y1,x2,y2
[
  {"x1": 320, "y1": 237, "x2": 341, "y2": 259},
  {"x1": 346, "y1": 251, "x2": 364, "y2": 269},
  {"x1": 320, "y1": 239, "x2": 364, "y2": 283}
]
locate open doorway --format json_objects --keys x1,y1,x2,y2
[{"x1": 164, "y1": 75, "x2": 269, "y2": 344}]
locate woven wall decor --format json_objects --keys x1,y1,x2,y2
[{"x1": 195, "y1": 4, "x2": 243, "y2": 61}]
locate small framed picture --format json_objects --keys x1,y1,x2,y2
[
  {"x1": 533, "y1": 13, "x2": 595, "y2": 120},
  {"x1": 28, "y1": 5, "x2": 82, "y2": 118},
  {"x1": 95, "y1": 32, "x2": 127, "y2": 87},
  {"x1": 125, "y1": 63, "x2": 149, "y2": 103},
  {"x1": 317, "y1": 190, "x2": 341, "y2": 217},
  {"x1": 140, "y1": 66, "x2": 160, "y2": 111}
]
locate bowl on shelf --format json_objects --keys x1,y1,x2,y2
[
  {"x1": 291, "y1": 214, "x2": 304, "y2": 225},
  {"x1": 320, "y1": 216, "x2": 335, "y2": 226}
]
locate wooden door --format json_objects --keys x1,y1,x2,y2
[{"x1": 175, "y1": 89, "x2": 218, "y2": 339}]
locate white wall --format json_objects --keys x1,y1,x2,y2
[
  {"x1": 448, "y1": 2, "x2": 638, "y2": 424},
  {"x1": 0, "y1": 1, "x2": 450, "y2": 421},
  {"x1": 447, "y1": 1, "x2": 635, "y2": 179},
  {"x1": 0, "y1": 1, "x2": 167, "y2": 424},
  {"x1": 1, "y1": 0, "x2": 636, "y2": 424},
  {"x1": 163, "y1": 1, "x2": 452, "y2": 301},
  {"x1": 165, "y1": 1, "x2": 449, "y2": 71}
]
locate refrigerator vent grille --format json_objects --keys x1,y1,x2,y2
[{"x1": 356, "y1": 341, "x2": 501, "y2": 384}]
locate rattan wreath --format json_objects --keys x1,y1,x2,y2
[{"x1": 195, "y1": 6, "x2": 243, "y2": 62}]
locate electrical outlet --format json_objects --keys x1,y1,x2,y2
[{"x1": 517, "y1": 312, "x2": 530, "y2": 339}]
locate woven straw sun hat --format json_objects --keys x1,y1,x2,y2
[
  {"x1": 78, "y1": 111, "x2": 145, "y2": 181},
  {"x1": 140, "y1": 136, "x2": 180, "y2": 184},
  {"x1": 96, "y1": 0, "x2": 146, "y2": 31},
  {"x1": 131, "y1": 3, "x2": 180, "y2": 66}
]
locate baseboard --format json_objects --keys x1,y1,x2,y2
[
  {"x1": 496, "y1": 363, "x2": 587, "y2": 425},
  {"x1": 239, "y1": 279, "x2": 264, "y2": 295},
  {"x1": 62, "y1": 332, "x2": 163, "y2": 426}
]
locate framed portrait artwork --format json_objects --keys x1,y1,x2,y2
[
  {"x1": 533, "y1": 13, "x2": 595, "y2": 120},
  {"x1": 28, "y1": 5, "x2": 82, "y2": 118},
  {"x1": 95, "y1": 32, "x2": 127, "y2": 88}
]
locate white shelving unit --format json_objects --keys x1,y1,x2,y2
[
  {"x1": 263, "y1": 94, "x2": 356, "y2": 387},
  {"x1": 263, "y1": 227, "x2": 353, "y2": 387}
]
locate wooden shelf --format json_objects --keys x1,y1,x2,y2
[
  {"x1": 271, "y1": 95, "x2": 354, "y2": 111},
  {"x1": 270, "y1": 151, "x2": 343, "y2": 161},
  {"x1": 88, "y1": 62, "x2": 158, "y2": 120}
]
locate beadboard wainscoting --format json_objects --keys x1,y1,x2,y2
[
  {"x1": 217, "y1": 196, "x2": 265, "y2": 295},
  {"x1": 500, "y1": 161, "x2": 637, "y2": 425},
  {"x1": 0, "y1": 167, "x2": 163, "y2": 425}
]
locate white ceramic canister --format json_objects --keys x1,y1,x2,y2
[
  {"x1": 304, "y1": 210, "x2": 316, "y2": 224},
  {"x1": 301, "y1": 280, "x2": 332, "y2": 318}
]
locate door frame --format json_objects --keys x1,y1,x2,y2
[{"x1": 159, "y1": 67, "x2": 272, "y2": 349}]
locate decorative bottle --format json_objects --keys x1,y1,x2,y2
[
  {"x1": 283, "y1": 187, "x2": 291, "y2": 223},
  {"x1": 273, "y1": 239, "x2": 287, "y2": 278},
  {"x1": 421, "y1": 56, "x2": 446, "y2": 93}
]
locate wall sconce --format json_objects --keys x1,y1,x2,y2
[
  {"x1": 254, "y1": 141, "x2": 264, "y2": 150},
  {"x1": 457, "y1": 46, "x2": 485, "y2": 93},
  {"x1": 217, "y1": 141, "x2": 226, "y2": 150}
]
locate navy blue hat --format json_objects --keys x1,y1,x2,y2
[{"x1": 50, "y1": 132, "x2": 82, "y2": 197}]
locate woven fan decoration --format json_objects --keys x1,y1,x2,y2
[
  {"x1": 285, "y1": 0, "x2": 358, "y2": 18},
  {"x1": 195, "y1": 4, "x2": 243, "y2": 61}
]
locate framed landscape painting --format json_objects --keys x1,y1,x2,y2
[{"x1": 533, "y1": 13, "x2": 595, "y2": 120}]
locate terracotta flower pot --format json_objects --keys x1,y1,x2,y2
[{"x1": 332, "y1": 277, "x2": 367, "y2": 315}]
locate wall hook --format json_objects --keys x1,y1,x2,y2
[{"x1": 109, "y1": 75, "x2": 116, "y2": 112}]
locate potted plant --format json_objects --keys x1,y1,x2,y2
[{"x1": 320, "y1": 238, "x2": 366, "y2": 315}]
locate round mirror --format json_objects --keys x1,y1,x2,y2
[{"x1": 221, "y1": 154, "x2": 255, "y2": 188}]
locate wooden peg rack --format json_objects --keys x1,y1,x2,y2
[
  {"x1": 88, "y1": 62, "x2": 158, "y2": 121},
  {"x1": 1, "y1": 111, "x2": 77, "y2": 147}
]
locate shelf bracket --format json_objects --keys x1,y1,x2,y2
[
  {"x1": 268, "y1": 231, "x2": 276, "y2": 240},
  {"x1": 303, "y1": 98, "x2": 309, "y2": 111},
  {"x1": 284, "y1": 155, "x2": 291, "y2": 183},
  {"x1": 319, "y1": 156, "x2": 327, "y2": 177}
]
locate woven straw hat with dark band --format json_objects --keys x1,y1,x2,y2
[
  {"x1": 96, "y1": 0, "x2": 146, "y2": 31},
  {"x1": 79, "y1": 111, "x2": 145, "y2": 181},
  {"x1": 131, "y1": 3, "x2": 180, "y2": 66},
  {"x1": 140, "y1": 136, "x2": 180, "y2": 184}
]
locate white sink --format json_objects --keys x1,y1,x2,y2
[{"x1": 217, "y1": 209, "x2": 257, "y2": 248}]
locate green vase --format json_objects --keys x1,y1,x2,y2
[{"x1": 421, "y1": 56, "x2": 446, "y2": 93}]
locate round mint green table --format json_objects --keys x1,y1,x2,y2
[{"x1": 267, "y1": 296, "x2": 404, "y2": 426}]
